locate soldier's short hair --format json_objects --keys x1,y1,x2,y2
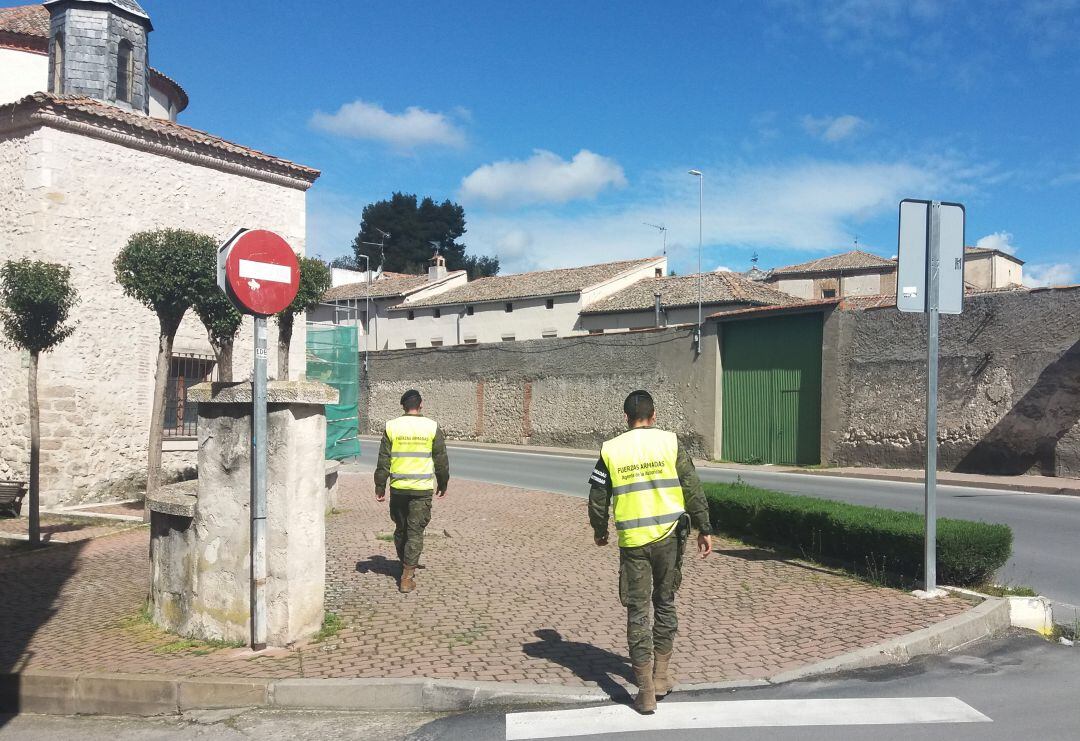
[
  {"x1": 400, "y1": 389, "x2": 422, "y2": 411},
  {"x1": 624, "y1": 390, "x2": 654, "y2": 423}
]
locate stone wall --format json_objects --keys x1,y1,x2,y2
[
  {"x1": 824, "y1": 286, "x2": 1080, "y2": 477},
  {"x1": 0, "y1": 124, "x2": 309, "y2": 506},
  {"x1": 361, "y1": 325, "x2": 720, "y2": 458}
]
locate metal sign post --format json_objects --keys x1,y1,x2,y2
[
  {"x1": 218, "y1": 228, "x2": 300, "y2": 648},
  {"x1": 251, "y1": 316, "x2": 269, "y2": 650},
  {"x1": 897, "y1": 199, "x2": 964, "y2": 596}
]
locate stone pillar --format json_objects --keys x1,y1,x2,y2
[{"x1": 148, "y1": 380, "x2": 337, "y2": 647}]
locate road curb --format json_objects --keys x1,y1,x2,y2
[{"x1": 0, "y1": 597, "x2": 1010, "y2": 716}]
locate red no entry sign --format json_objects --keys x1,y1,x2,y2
[{"x1": 217, "y1": 229, "x2": 300, "y2": 316}]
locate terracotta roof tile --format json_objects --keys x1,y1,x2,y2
[
  {"x1": 323, "y1": 272, "x2": 465, "y2": 301},
  {"x1": 398, "y1": 257, "x2": 664, "y2": 308},
  {"x1": 582, "y1": 271, "x2": 801, "y2": 314},
  {"x1": 2, "y1": 92, "x2": 319, "y2": 183},
  {"x1": 0, "y1": 4, "x2": 49, "y2": 37},
  {"x1": 771, "y1": 250, "x2": 897, "y2": 276}
]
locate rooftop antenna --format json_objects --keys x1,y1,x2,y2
[
  {"x1": 751, "y1": 252, "x2": 759, "y2": 266},
  {"x1": 428, "y1": 240, "x2": 442, "y2": 257},
  {"x1": 644, "y1": 222, "x2": 668, "y2": 256},
  {"x1": 854, "y1": 234, "x2": 859, "y2": 249}
]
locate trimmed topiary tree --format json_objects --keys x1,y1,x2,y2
[
  {"x1": 114, "y1": 229, "x2": 205, "y2": 506},
  {"x1": 275, "y1": 256, "x2": 331, "y2": 380},
  {"x1": 191, "y1": 234, "x2": 243, "y2": 382},
  {"x1": 0, "y1": 260, "x2": 79, "y2": 546}
]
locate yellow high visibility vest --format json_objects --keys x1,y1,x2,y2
[
  {"x1": 601, "y1": 428, "x2": 685, "y2": 548},
  {"x1": 386, "y1": 415, "x2": 437, "y2": 491}
]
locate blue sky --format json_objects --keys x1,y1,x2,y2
[{"x1": 136, "y1": 0, "x2": 1079, "y2": 283}]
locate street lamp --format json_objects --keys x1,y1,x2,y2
[{"x1": 688, "y1": 169, "x2": 703, "y2": 353}]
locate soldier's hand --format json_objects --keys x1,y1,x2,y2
[
  {"x1": 697, "y1": 533, "x2": 712, "y2": 559},
  {"x1": 436, "y1": 488, "x2": 447, "y2": 499},
  {"x1": 375, "y1": 489, "x2": 386, "y2": 503},
  {"x1": 594, "y1": 534, "x2": 609, "y2": 547}
]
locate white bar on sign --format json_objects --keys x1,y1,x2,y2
[
  {"x1": 239, "y1": 259, "x2": 291, "y2": 284},
  {"x1": 504, "y1": 697, "x2": 991, "y2": 740}
]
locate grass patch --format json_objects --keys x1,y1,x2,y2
[
  {"x1": 704, "y1": 480, "x2": 1012, "y2": 588},
  {"x1": 375, "y1": 533, "x2": 395, "y2": 542},
  {"x1": 121, "y1": 601, "x2": 243, "y2": 654},
  {"x1": 448, "y1": 624, "x2": 488, "y2": 647},
  {"x1": 327, "y1": 507, "x2": 349, "y2": 517},
  {"x1": 313, "y1": 611, "x2": 345, "y2": 643},
  {"x1": 979, "y1": 584, "x2": 1038, "y2": 598}
]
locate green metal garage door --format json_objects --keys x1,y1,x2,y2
[{"x1": 721, "y1": 314, "x2": 823, "y2": 465}]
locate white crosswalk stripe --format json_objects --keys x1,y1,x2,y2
[{"x1": 505, "y1": 697, "x2": 991, "y2": 740}]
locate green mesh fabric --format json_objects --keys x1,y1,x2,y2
[{"x1": 306, "y1": 325, "x2": 362, "y2": 460}]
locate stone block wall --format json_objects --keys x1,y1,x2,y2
[
  {"x1": 361, "y1": 325, "x2": 720, "y2": 458},
  {"x1": 0, "y1": 124, "x2": 309, "y2": 505},
  {"x1": 823, "y1": 286, "x2": 1080, "y2": 477}
]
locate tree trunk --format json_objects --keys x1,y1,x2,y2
[
  {"x1": 145, "y1": 328, "x2": 175, "y2": 520},
  {"x1": 27, "y1": 351, "x2": 40, "y2": 547},
  {"x1": 277, "y1": 313, "x2": 293, "y2": 380},
  {"x1": 213, "y1": 339, "x2": 234, "y2": 382}
]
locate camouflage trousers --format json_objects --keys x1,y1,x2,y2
[
  {"x1": 389, "y1": 490, "x2": 433, "y2": 567},
  {"x1": 619, "y1": 526, "x2": 687, "y2": 666}
]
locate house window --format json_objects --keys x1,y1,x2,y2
[
  {"x1": 164, "y1": 354, "x2": 215, "y2": 438},
  {"x1": 505, "y1": 302, "x2": 513, "y2": 313},
  {"x1": 655, "y1": 268, "x2": 663, "y2": 277},
  {"x1": 405, "y1": 340, "x2": 417, "y2": 349},
  {"x1": 464, "y1": 335, "x2": 478, "y2": 344},
  {"x1": 545, "y1": 298, "x2": 554, "y2": 310},
  {"x1": 407, "y1": 310, "x2": 415, "y2": 320},
  {"x1": 501, "y1": 333, "x2": 515, "y2": 342},
  {"x1": 589, "y1": 328, "x2": 603, "y2": 335},
  {"x1": 822, "y1": 288, "x2": 837, "y2": 299},
  {"x1": 434, "y1": 308, "x2": 441, "y2": 318},
  {"x1": 431, "y1": 338, "x2": 443, "y2": 347},
  {"x1": 51, "y1": 33, "x2": 64, "y2": 93},
  {"x1": 466, "y1": 305, "x2": 474, "y2": 316},
  {"x1": 117, "y1": 40, "x2": 135, "y2": 104},
  {"x1": 542, "y1": 328, "x2": 557, "y2": 338}
]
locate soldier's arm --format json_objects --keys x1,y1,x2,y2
[
  {"x1": 676, "y1": 442, "x2": 712, "y2": 535},
  {"x1": 588, "y1": 457, "x2": 612, "y2": 541},
  {"x1": 373, "y1": 430, "x2": 392, "y2": 493},
  {"x1": 433, "y1": 426, "x2": 450, "y2": 492}
]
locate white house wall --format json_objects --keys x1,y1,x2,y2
[
  {"x1": 0, "y1": 124, "x2": 309, "y2": 506},
  {"x1": 0, "y1": 47, "x2": 46, "y2": 106},
  {"x1": 579, "y1": 258, "x2": 667, "y2": 307},
  {"x1": 773, "y1": 277, "x2": 814, "y2": 299},
  {"x1": 580, "y1": 303, "x2": 753, "y2": 332}
]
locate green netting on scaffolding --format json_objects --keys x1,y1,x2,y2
[{"x1": 306, "y1": 324, "x2": 362, "y2": 460}]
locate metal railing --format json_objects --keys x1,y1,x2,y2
[{"x1": 163, "y1": 353, "x2": 215, "y2": 438}]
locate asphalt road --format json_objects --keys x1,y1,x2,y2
[
  {"x1": 354, "y1": 442, "x2": 1080, "y2": 606},
  {"x1": 408, "y1": 633, "x2": 1080, "y2": 741}
]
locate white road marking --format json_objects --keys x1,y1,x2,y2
[
  {"x1": 239, "y1": 259, "x2": 291, "y2": 284},
  {"x1": 504, "y1": 697, "x2": 990, "y2": 740}
]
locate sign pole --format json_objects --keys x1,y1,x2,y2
[
  {"x1": 924, "y1": 201, "x2": 941, "y2": 594},
  {"x1": 251, "y1": 315, "x2": 269, "y2": 650}
]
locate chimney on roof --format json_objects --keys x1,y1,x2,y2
[{"x1": 428, "y1": 252, "x2": 447, "y2": 282}]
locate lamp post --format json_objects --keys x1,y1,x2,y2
[{"x1": 688, "y1": 169, "x2": 703, "y2": 352}]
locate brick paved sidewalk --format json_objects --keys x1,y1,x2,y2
[{"x1": 0, "y1": 475, "x2": 967, "y2": 688}]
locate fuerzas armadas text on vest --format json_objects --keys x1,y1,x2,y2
[{"x1": 616, "y1": 461, "x2": 667, "y2": 474}]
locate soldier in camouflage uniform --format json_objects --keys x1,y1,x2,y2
[
  {"x1": 589, "y1": 390, "x2": 713, "y2": 713},
  {"x1": 374, "y1": 390, "x2": 450, "y2": 593}
]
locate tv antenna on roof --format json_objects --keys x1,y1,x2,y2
[{"x1": 644, "y1": 222, "x2": 667, "y2": 256}]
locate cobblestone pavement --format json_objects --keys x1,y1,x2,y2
[
  {"x1": 0, "y1": 513, "x2": 141, "y2": 548},
  {"x1": 0, "y1": 475, "x2": 967, "y2": 687}
]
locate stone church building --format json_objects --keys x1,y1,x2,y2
[{"x1": 0, "y1": 1, "x2": 319, "y2": 506}]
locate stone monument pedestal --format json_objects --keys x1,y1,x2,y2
[{"x1": 149, "y1": 380, "x2": 337, "y2": 647}]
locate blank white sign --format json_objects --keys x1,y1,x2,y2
[{"x1": 897, "y1": 199, "x2": 965, "y2": 315}]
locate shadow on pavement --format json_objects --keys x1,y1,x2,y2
[
  {"x1": 355, "y1": 554, "x2": 400, "y2": 582},
  {"x1": 0, "y1": 538, "x2": 88, "y2": 727},
  {"x1": 521, "y1": 628, "x2": 634, "y2": 704}
]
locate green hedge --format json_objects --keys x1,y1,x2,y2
[{"x1": 703, "y1": 482, "x2": 1012, "y2": 587}]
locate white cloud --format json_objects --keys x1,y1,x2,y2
[
  {"x1": 466, "y1": 157, "x2": 955, "y2": 273},
  {"x1": 714, "y1": 265, "x2": 734, "y2": 272},
  {"x1": 460, "y1": 149, "x2": 627, "y2": 207},
  {"x1": 802, "y1": 114, "x2": 867, "y2": 142},
  {"x1": 309, "y1": 100, "x2": 466, "y2": 150},
  {"x1": 975, "y1": 231, "x2": 1018, "y2": 255},
  {"x1": 1024, "y1": 262, "x2": 1078, "y2": 288}
]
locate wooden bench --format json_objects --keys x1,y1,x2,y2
[{"x1": 0, "y1": 480, "x2": 27, "y2": 518}]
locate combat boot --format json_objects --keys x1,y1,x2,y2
[
  {"x1": 632, "y1": 662, "x2": 657, "y2": 714},
  {"x1": 653, "y1": 651, "x2": 674, "y2": 697},
  {"x1": 399, "y1": 565, "x2": 416, "y2": 593}
]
